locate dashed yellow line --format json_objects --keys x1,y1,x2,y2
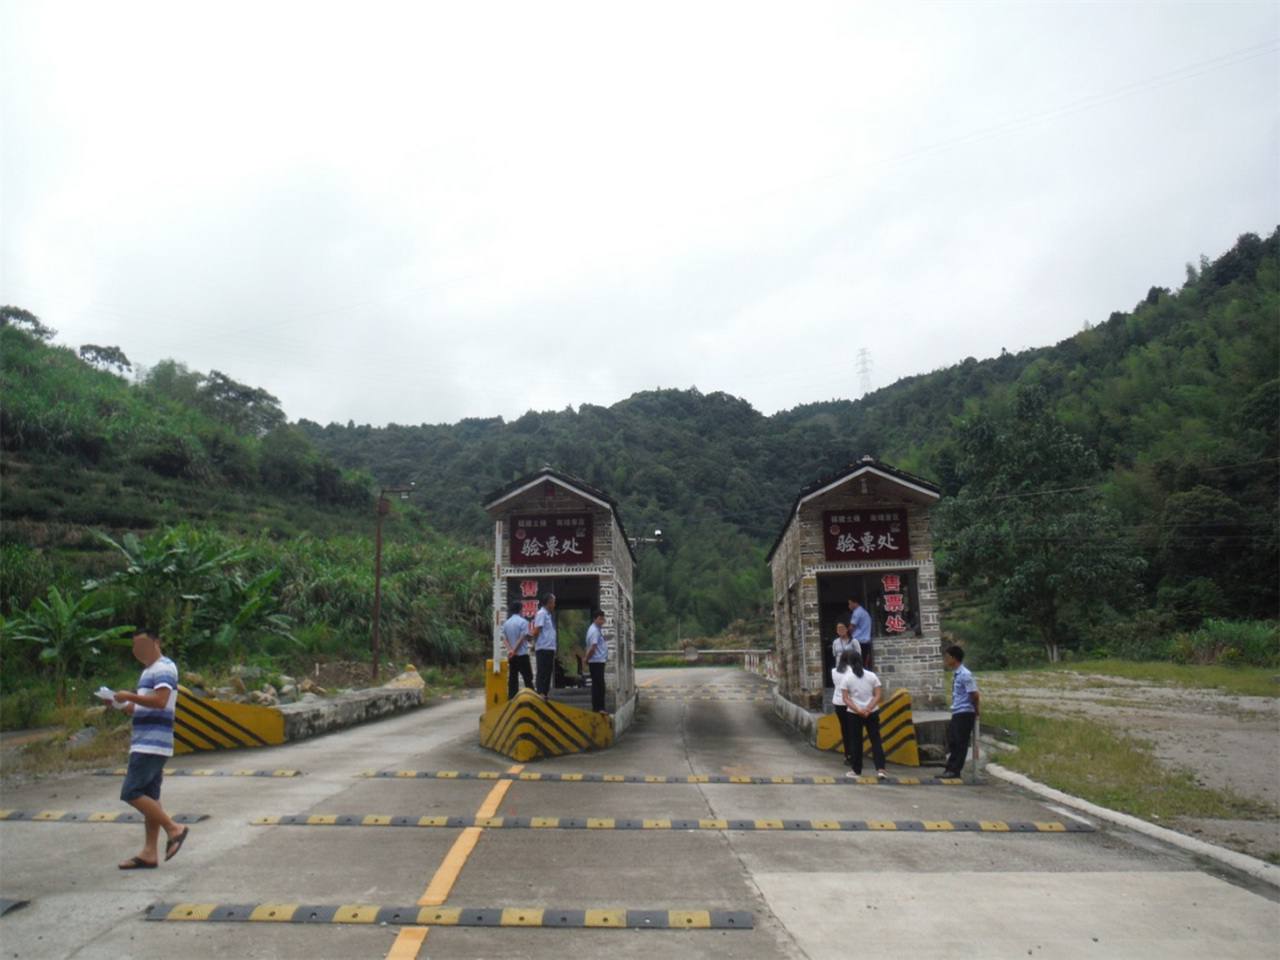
[
  {"x1": 416, "y1": 764, "x2": 522, "y2": 908},
  {"x1": 385, "y1": 925, "x2": 428, "y2": 958}
]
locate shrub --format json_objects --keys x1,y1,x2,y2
[{"x1": 1171, "y1": 619, "x2": 1280, "y2": 667}]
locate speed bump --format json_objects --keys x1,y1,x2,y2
[
  {"x1": 815, "y1": 688, "x2": 920, "y2": 766},
  {"x1": 360, "y1": 769, "x2": 964, "y2": 785},
  {"x1": 0, "y1": 810, "x2": 208, "y2": 824},
  {"x1": 93, "y1": 768, "x2": 302, "y2": 778},
  {"x1": 249, "y1": 814, "x2": 1092, "y2": 834},
  {"x1": 479, "y1": 689, "x2": 613, "y2": 762},
  {"x1": 146, "y1": 903, "x2": 754, "y2": 929}
]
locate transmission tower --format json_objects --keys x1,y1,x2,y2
[{"x1": 856, "y1": 348, "x2": 872, "y2": 397}]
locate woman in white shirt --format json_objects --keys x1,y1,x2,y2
[
  {"x1": 831, "y1": 649, "x2": 858, "y2": 771},
  {"x1": 836, "y1": 652, "x2": 888, "y2": 780},
  {"x1": 830, "y1": 620, "x2": 861, "y2": 664}
]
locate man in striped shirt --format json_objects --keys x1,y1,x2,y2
[{"x1": 113, "y1": 632, "x2": 189, "y2": 869}]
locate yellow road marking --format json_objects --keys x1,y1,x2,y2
[
  {"x1": 416, "y1": 764, "x2": 522, "y2": 908},
  {"x1": 385, "y1": 926, "x2": 428, "y2": 959}
]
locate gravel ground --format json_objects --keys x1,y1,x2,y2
[{"x1": 983, "y1": 670, "x2": 1280, "y2": 862}]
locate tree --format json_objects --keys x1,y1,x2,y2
[
  {"x1": 199, "y1": 370, "x2": 286, "y2": 437},
  {"x1": 5, "y1": 587, "x2": 134, "y2": 703},
  {"x1": 937, "y1": 386, "x2": 1145, "y2": 662},
  {"x1": 79, "y1": 343, "x2": 132, "y2": 375},
  {"x1": 0, "y1": 305, "x2": 55, "y2": 341}
]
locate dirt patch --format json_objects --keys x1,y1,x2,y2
[{"x1": 987, "y1": 670, "x2": 1280, "y2": 862}]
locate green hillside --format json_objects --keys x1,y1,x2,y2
[
  {"x1": 0, "y1": 323, "x2": 490, "y2": 710},
  {"x1": 2, "y1": 229, "x2": 1275, "y2": 678},
  {"x1": 302, "y1": 229, "x2": 1280, "y2": 655}
]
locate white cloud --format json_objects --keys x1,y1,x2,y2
[{"x1": 4, "y1": 0, "x2": 1277, "y2": 425}]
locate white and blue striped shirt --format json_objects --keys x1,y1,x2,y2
[{"x1": 131, "y1": 656, "x2": 178, "y2": 757}]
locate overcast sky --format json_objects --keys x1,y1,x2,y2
[{"x1": 2, "y1": 2, "x2": 1276, "y2": 427}]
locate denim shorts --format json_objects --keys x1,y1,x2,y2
[{"x1": 120, "y1": 752, "x2": 167, "y2": 802}]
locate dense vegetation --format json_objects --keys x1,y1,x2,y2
[
  {"x1": 302, "y1": 230, "x2": 1279, "y2": 660},
  {"x1": 1, "y1": 229, "x2": 1276, "y2": 696},
  {"x1": 0, "y1": 316, "x2": 490, "y2": 720}
]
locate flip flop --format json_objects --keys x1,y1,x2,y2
[
  {"x1": 164, "y1": 826, "x2": 189, "y2": 862},
  {"x1": 119, "y1": 856, "x2": 157, "y2": 870}
]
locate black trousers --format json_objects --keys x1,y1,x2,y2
[
  {"x1": 507, "y1": 653, "x2": 533, "y2": 699},
  {"x1": 834, "y1": 705, "x2": 854, "y2": 767},
  {"x1": 845, "y1": 710, "x2": 887, "y2": 775},
  {"x1": 947, "y1": 711, "x2": 976, "y2": 774},
  {"x1": 860, "y1": 641, "x2": 875, "y2": 670},
  {"x1": 534, "y1": 649, "x2": 555, "y2": 696},
  {"x1": 589, "y1": 661, "x2": 606, "y2": 712}
]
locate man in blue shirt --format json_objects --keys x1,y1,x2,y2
[
  {"x1": 584, "y1": 608, "x2": 609, "y2": 714},
  {"x1": 848, "y1": 598, "x2": 874, "y2": 668},
  {"x1": 112, "y1": 632, "x2": 189, "y2": 869},
  {"x1": 529, "y1": 593, "x2": 558, "y2": 698},
  {"x1": 501, "y1": 601, "x2": 533, "y2": 700},
  {"x1": 942, "y1": 644, "x2": 980, "y2": 778}
]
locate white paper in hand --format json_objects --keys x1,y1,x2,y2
[{"x1": 94, "y1": 686, "x2": 115, "y2": 702}]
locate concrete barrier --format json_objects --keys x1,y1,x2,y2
[
  {"x1": 772, "y1": 687, "x2": 921, "y2": 767},
  {"x1": 479, "y1": 689, "x2": 613, "y2": 762},
  {"x1": 174, "y1": 683, "x2": 422, "y2": 755}
]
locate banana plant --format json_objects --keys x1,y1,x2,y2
[{"x1": 6, "y1": 586, "x2": 134, "y2": 704}]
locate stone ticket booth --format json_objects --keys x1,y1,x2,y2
[
  {"x1": 483, "y1": 467, "x2": 638, "y2": 741},
  {"x1": 767, "y1": 457, "x2": 945, "y2": 714}
]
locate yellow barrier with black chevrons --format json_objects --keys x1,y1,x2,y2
[
  {"x1": 173, "y1": 685, "x2": 285, "y2": 755},
  {"x1": 479, "y1": 688, "x2": 612, "y2": 762},
  {"x1": 815, "y1": 688, "x2": 920, "y2": 766}
]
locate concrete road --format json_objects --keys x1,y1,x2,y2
[{"x1": 1, "y1": 667, "x2": 1276, "y2": 959}]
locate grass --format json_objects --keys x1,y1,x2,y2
[
  {"x1": 984, "y1": 704, "x2": 1275, "y2": 822},
  {"x1": 1047, "y1": 660, "x2": 1280, "y2": 698},
  {"x1": 1, "y1": 707, "x2": 133, "y2": 780}
]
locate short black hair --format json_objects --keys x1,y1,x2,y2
[
  {"x1": 945, "y1": 644, "x2": 965, "y2": 662},
  {"x1": 591, "y1": 608, "x2": 605, "y2": 619},
  {"x1": 509, "y1": 601, "x2": 524, "y2": 615},
  {"x1": 541, "y1": 592, "x2": 555, "y2": 606},
  {"x1": 848, "y1": 597, "x2": 861, "y2": 606}
]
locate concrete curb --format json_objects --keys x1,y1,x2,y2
[{"x1": 986, "y1": 761, "x2": 1280, "y2": 889}]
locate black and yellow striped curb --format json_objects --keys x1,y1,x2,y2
[
  {"x1": 0, "y1": 899, "x2": 30, "y2": 917},
  {"x1": 146, "y1": 903, "x2": 753, "y2": 929},
  {"x1": 0, "y1": 810, "x2": 208, "y2": 824},
  {"x1": 174, "y1": 685, "x2": 284, "y2": 755},
  {"x1": 816, "y1": 688, "x2": 920, "y2": 766},
  {"x1": 93, "y1": 768, "x2": 303, "y2": 778},
  {"x1": 360, "y1": 769, "x2": 964, "y2": 785},
  {"x1": 479, "y1": 689, "x2": 612, "y2": 762},
  {"x1": 251, "y1": 814, "x2": 1093, "y2": 833}
]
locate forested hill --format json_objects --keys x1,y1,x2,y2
[{"x1": 304, "y1": 229, "x2": 1279, "y2": 645}]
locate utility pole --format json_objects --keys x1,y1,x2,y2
[{"x1": 372, "y1": 483, "x2": 414, "y2": 683}]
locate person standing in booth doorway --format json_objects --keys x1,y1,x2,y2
[
  {"x1": 943, "y1": 644, "x2": 980, "y2": 778},
  {"x1": 838, "y1": 651, "x2": 888, "y2": 781},
  {"x1": 502, "y1": 601, "x2": 533, "y2": 700},
  {"x1": 584, "y1": 608, "x2": 609, "y2": 714},
  {"x1": 847, "y1": 597, "x2": 874, "y2": 669},
  {"x1": 113, "y1": 632, "x2": 189, "y2": 869},
  {"x1": 530, "y1": 592, "x2": 558, "y2": 699},
  {"x1": 831, "y1": 619, "x2": 861, "y2": 665}
]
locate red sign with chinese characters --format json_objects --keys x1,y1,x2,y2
[
  {"x1": 510, "y1": 514, "x2": 594, "y2": 566},
  {"x1": 822, "y1": 510, "x2": 910, "y2": 562}
]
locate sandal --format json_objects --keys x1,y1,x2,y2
[
  {"x1": 165, "y1": 826, "x2": 190, "y2": 862},
  {"x1": 119, "y1": 856, "x2": 157, "y2": 870}
]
